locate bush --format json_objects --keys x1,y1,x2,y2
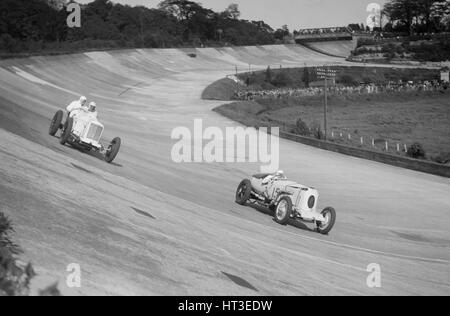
[
  {"x1": 432, "y1": 152, "x2": 450, "y2": 164},
  {"x1": 310, "y1": 121, "x2": 324, "y2": 140},
  {"x1": 338, "y1": 74, "x2": 358, "y2": 86},
  {"x1": 406, "y1": 142, "x2": 426, "y2": 159},
  {"x1": 0, "y1": 212, "x2": 61, "y2": 296},
  {"x1": 272, "y1": 71, "x2": 293, "y2": 87},
  {"x1": 292, "y1": 118, "x2": 310, "y2": 136},
  {"x1": 0, "y1": 34, "x2": 19, "y2": 53},
  {"x1": 0, "y1": 212, "x2": 35, "y2": 296}
]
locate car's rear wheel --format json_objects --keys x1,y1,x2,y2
[
  {"x1": 60, "y1": 117, "x2": 73, "y2": 145},
  {"x1": 317, "y1": 207, "x2": 336, "y2": 235},
  {"x1": 235, "y1": 179, "x2": 252, "y2": 205},
  {"x1": 49, "y1": 110, "x2": 64, "y2": 136},
  {"x1": 105, "y1": 137, "x2": 121, "y2": 163},
  {"x1": 274, "y1": 196, "x2": 292, "y2": 225}
]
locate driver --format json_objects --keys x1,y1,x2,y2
[
  {"x1": 87, "y1": 101, "x2": 98, "y2": 119},
  {"x1": 262, "y1": 170, "x2": 286, "y2": 186},
  {"x1": 66, "y1": 96, "x2": 87, "y2": 114},
  {"x1": 261, "y1": 170, "x2": 286, "y2": 199}
]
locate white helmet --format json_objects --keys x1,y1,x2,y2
[
  {"x1": 88, "y1": 102, "x2": 97, "y2": 112},
  {"x1": 275, "y1": 170, "x2": 285, "y2": 178},
  {"x1": 79, "y1": 96, "x2": 87, "y2": 106}
]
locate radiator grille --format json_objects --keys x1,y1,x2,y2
[{"x1": 86, "y1": 123, "x2": 103, "y2": 142}]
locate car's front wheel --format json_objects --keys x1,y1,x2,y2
[
  {"x1": 59, "y1": 117, "x2": 73, "y2": 145},
  {"x1": 274, "y1": 196, "x2": 292, "y2": 225},
  {"x1": 49, "y1": 110, "x2": 64, "y2": 136},
  {"x1": 317, "y1": 207, "x2": 336, "y2": 235},
  {"x1": 235, "y1": 179, "x2": 252, "y2": 205},
  {"x1": 105, "y1": 137, "x2": 121, "y2": 163}
]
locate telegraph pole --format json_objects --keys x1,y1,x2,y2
[
  {"x1": 316, "y1": 66, "x2": 337, "y2": 141},
  {"x1": 324, "y1": 69, "x2": 328, "y2": 140}
]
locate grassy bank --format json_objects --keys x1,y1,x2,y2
[
  {"x1": 211, "y1": 88, "x2": 450, "y2": 162},
  {"x1": 203, "y1": 66, "x2": 440, "y2": 101}
]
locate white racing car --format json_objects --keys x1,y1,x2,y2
[
  {"x1": 235, "y1": 172, "x2": 336, "y2": 234},
  {"x1": 49, "y1": 109, "x2": 121, "y2": 163}
]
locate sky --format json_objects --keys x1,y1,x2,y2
[{"x1": 76, "y1": 0, "x2": 388, "y2": 30}]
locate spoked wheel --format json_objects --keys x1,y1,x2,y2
[
  {"x1": 317, "y1": 207, "x2": 336, "y2": 235},
  {"x1": 105, "y1": 137, "x2": 121, "y2": 163},
  {"x1": 274, "y1": 196, "x2": 292, "y2": 225},
  {"x1": 235, "y1": 179, "x2": 252, "y2": 205},
  {"x1": 49, "y1": 110, "x2": 64, "y2": 136}
]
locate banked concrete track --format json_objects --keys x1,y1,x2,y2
[
  {"x1": 0, "y1": 45, "x2": 449, "y2": 295},
  {"x1": 303, "y1": 40, "x2": 354, "y2": 58}
]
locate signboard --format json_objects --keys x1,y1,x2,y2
[{"x1": 441, "y1": 70, "x2": 449, "y2": 83}]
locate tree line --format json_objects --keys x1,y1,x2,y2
[
  {"x1": 382, "y1": 0, "x2": 450, "y2": 35},
  {"x1": 0, "y1": 0, "x2": 279, "y2": 54}
]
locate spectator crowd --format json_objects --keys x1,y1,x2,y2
[{"x1": 234, "y1": 80, "x2": 448, "y2": 101}]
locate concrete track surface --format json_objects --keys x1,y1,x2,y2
[
  {"x1": 0, "y1": 45, "x2": 449, "y2": 296},
  {"x1": 305, "y1": 40, "x2": 354, "y2": 58}
]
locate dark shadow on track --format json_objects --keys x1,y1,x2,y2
[{"x1": 243, "y1": 202, "x2": 317, "y2": 233}]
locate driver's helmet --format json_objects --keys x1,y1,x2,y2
[
  {"x1": 275, "y1": 170, "x2": 285, "y2": 178},
  {"x1": 88, "y1": 102, "x2": 97, "y2": 112},
  {"x1": 79, "y1": 96, "x2": 87, "y2": 107}
]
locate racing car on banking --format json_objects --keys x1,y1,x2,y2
[
  {"x1": 235, "y1": 172, "x2": 336, "y2": 234},
  {"x1": 49, "y1": 108, "x2": 121, "y2": 163}
]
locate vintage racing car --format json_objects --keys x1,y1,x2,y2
[
  {"x1": 49, "y1": 109, "x2": 121, "y2": 163},
  {"x1": 235, "y1": 172, "x2": 336, "y2": 234}
]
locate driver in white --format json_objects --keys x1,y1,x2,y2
[
  {"x1": 86, "y1": 102, "x2": 98, "y2": 119},
  {"x1": 66, "y1": 96, "x2": 87, "y2": 114},
  {"x1": 262, "y1": 170, "x2": 286, "y2": 186},
  {"x1": 251, "y1": 170, "x2": 286, "y2": 199}
]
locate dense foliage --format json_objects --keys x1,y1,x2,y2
[
  {"x1": 0, "y1": 212, "x2": 35, "y2": 296},
  {"x1": 383, "y1": 0, "x2": 450, "y2": 34},
  {"x1": 0, "y1": 0, "x2": 277, "y2": 54}
]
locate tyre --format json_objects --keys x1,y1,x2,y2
[
  {"x1": 59, "y1": 117, "x2": 73, "y2": 145},
  {"x1": 105, "y1": 137, "x2": 121, "y2": 163},
  {"x1": 235, "y1": 179, "x2": 252, "y2": 205},
  {"x1": 274, "y1": 196, "x2": 292, "y2": 225},
  {"x1": 49, "y1": 110, "x2": 64, "y2": 136},
  {"x1": 317, "y1": 207, "x2": 336, "y2": 235}
]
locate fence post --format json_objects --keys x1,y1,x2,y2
[
  {"x1": 372, "y1": 139, "x2": 375, "y2": 147},
  {"x1": 385, "y1": 141, "x2": 388, "y2": 151},
  {"x1": 360, "y1": 137, "x2": 364, "y2": 145}
]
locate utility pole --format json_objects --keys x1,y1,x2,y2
[
  {"x1": 316, "y1": 66, "x2": 337, "y2": 141},
  {"x1": 324, "y1": 70, "x2": 328, "y2": 140}
]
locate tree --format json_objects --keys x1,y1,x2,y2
[
  {"x1": 431, "y1": 0, "x2": 450, "y2": 31},
  {"x1": 223, "y1": 3, "x2": 240, "y2": 19},
  {"x1": 158, "y1": 0, "x2": 204, "y2": 21},
  {"x1": 302, "y1": 66, "x2": 310, "y2": 88},
  {"x1": 265, "y1": 66, "x2": 272, "y2": 83},
  {"x1": 407, "y1": 142, "x2": 426, "y2": 159},
  {"x1": 383, "y1": 0, "x2": 448, "y2": 34},
  {"x1": 348, "y1": 23, "x2": 362, "y2": 31},
  {"x1": 274, "y1": 24, "x2": 290, "y2": 40},
  {"x1": 383, "y1": 0, "x2": 419, "y2": 35}
]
